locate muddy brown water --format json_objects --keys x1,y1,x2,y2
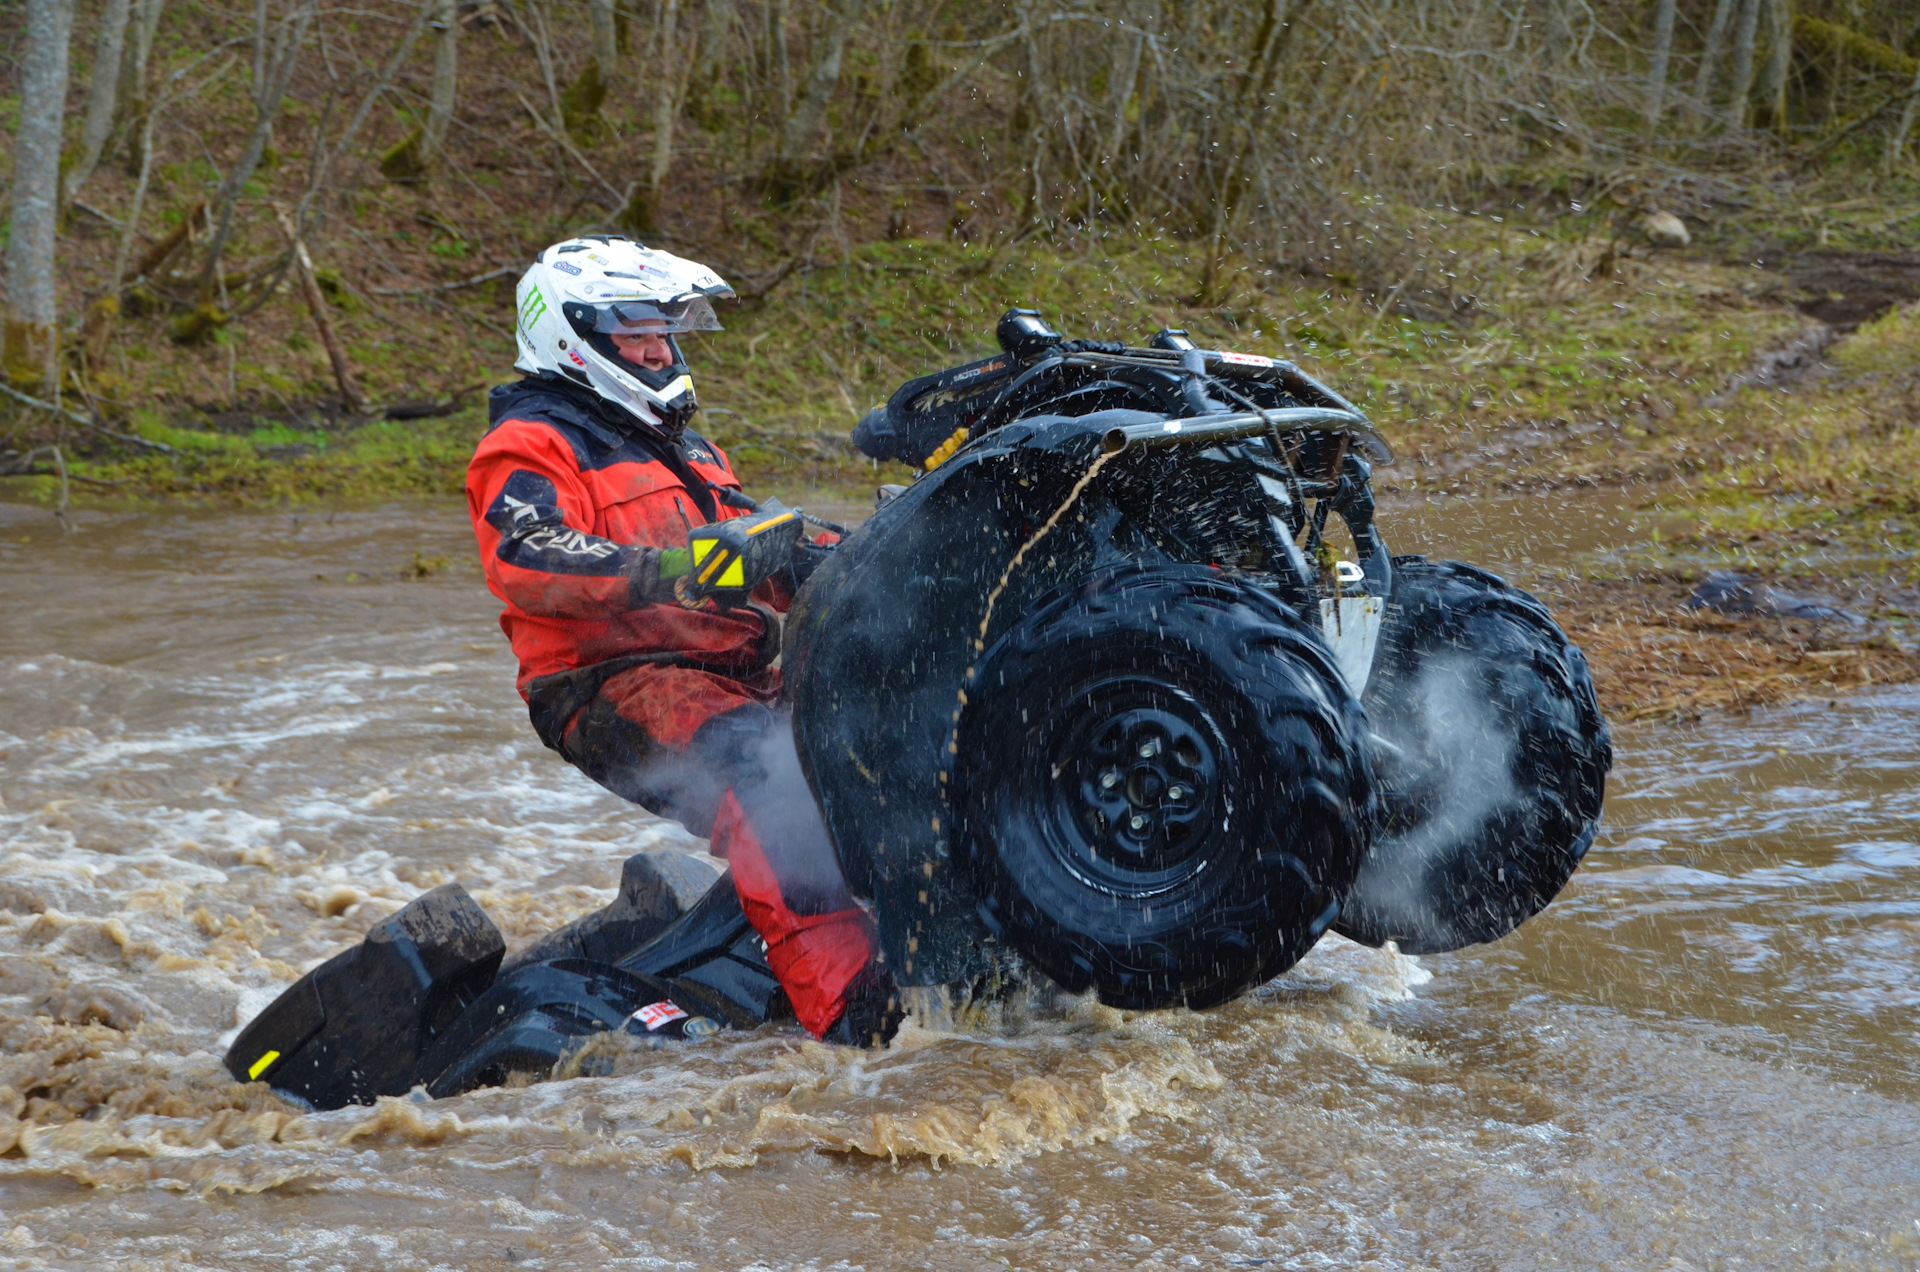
[{"x1": 1, "y1": 492, "x2": 1917, "y2": 1271}]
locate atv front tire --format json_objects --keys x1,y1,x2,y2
[
  {"x1": 949, "y1": 566, "x2": 1372, "y2": 1009},
  {"x1": 1334, "y1": 558, "x2": 1611, "y2": 954}
]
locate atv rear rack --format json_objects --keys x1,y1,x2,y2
[{"x1": 1096, "y1": 407, "x2": 1384, "y2": 458}]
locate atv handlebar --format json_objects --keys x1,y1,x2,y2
[{"x1": 1098, "y1": 408, "x2": 1393, "y2": 464}]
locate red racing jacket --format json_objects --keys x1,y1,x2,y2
[{"x1": 466, "y1": 379, "x2": 784, "y2": 743}]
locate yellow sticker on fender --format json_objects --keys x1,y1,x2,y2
[
  {"x1": 248, "y1": 1050, "x2": 281, "y2": 1080},
  {"x1": 717, "y1": 558, "x2": 745, "y2": 588}
]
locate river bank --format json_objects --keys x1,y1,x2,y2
[{"x1": 6, "y1": 220, "x2": 1920, "y2": 720}]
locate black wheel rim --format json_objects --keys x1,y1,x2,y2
[{"x1": 1025, "y1": 672, "x2": 1235, "y2": 899}]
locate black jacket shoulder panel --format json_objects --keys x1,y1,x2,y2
[
  {"x1": 487, "y1": 380, "x2": 630, "y2": 465},
  {"x1": 486, "y1": 379, "x2": 724, "y2": 519}
]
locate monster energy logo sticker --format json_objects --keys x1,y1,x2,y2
[{"x1": 518, "y1": 287, "x2": 549, "y2": 334}]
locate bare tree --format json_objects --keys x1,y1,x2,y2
[
  {"x1": 649, "y1": 0, "x2": 684, "y2": 195},
  {"x1": 4, "y1": 0, "x2": 76, "y2": 390},
  {"x1": 1888, "y1": 49, "x2": 1920, "y2": 171},
  {"x1": 765, "y1": 0, "x2": 862, "y2": 198},
  {"x1": 1693, "y1": 0, "x2": 1737, "y2": 117},
  {"x1": 1757, "y1": 0, "x2": 1793, "y2": 133},
  {"x1": 120, "y1": 0, "x2": 171, "y2": 172},
  {"x1": 767, "y1": 0, "x2": 791, "y2": 123},
  {"x1": 61, "y1": 0, "x2": 135, "y2": 210},
  {"x1": 1103, "y1": 5, "x2": 1148, "y2": 167},
  {"x1": 198, "y1": 0, "x2": 316, "y2": 300},
  {"x1": 422, "y1": 0, "x2": 460, "y2": 163},
  {"x1": 1644, "y1": 0, "x2": 1678, "y2": 131},
  {"x1": 1726, "y1": 0, "x2": 1761, "y2": 128},
  {"x1": 589, "y1": 0, "x2": 618, "y2": 78}
]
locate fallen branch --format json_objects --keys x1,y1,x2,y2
[
  {"x1": 71, "y1": 199, "x2": 124, "y2": 228},
  {"x1": 371, "y1": 264, "x2": 517, "y2": 296},
  {"x1": 0, "y1": 464, "x2": 122, "y2": 488},
  {"x1": 274, "y1": 204, "x2": 363, "y2": 411},
  {"x1": 0, "y1": 382, "x2": 182, "y2": 455},
  {"x1": 130, "y1": 201, "x2": 209, "y2": 284},
  {"x1": 513, "y1": 91, "x2": 628, "y2": 209},
  {"x1": 732, "y1": 229, "x2": 824, "y2": 303},
  {"x1": 0, "y1": 381, "x2": 94, "y2": 428},
  {"x1": 384, "y1": 384, "x2": 485, "y2": 419}
]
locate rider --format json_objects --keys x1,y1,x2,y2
[{"x1": 465, "y1": 235, "x2": 895, "y2": 1045}]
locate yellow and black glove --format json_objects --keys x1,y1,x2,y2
[{"x1": 673, "y1": 500, "x2": 807, "y2": 609}]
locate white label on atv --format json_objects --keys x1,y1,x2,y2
[
  {"x1": 1319, "y1": 594, "x2": 1384, "y2": 696},
  {"x1": 1219, "y1": 350, "x2": 1275, "y2": 368}
]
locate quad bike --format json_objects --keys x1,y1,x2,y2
[{"x1": 227, "y1": 310, "x2": 1611, "y2": 1109}]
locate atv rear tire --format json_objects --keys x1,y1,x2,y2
[
  {"x1": 949, "y1": 566, "x2": 1372, "y2": 1009},
  {"x1": 1333, "y1": 558, "x2": 1611, "y2": 954}
]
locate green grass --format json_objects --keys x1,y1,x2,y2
[
  {"x1": 14, "y1": 210, "x2": 1913, "y2": 548},
  {"x1": 35, "y1": 410, "x2": 493, "y2": 503}
]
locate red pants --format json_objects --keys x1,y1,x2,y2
[
  {"x1": 549, "y1": 663, "x2": 875, "y2": 1038},
  {"x1": 709, "y1": 790, "x2": 877, "y2": 1038}
]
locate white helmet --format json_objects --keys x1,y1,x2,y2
[{"x1": 513, "y1": 236, "x2": 736, "y2": 439}]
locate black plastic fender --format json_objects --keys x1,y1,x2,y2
[
  {"x1": 224, "y1": 884, "x2": 504, "y2": 1110},
  {"x1": 783, "y1": 412, "x2": 1312, "y2": 985},
  {"x1": 419, "y1": 960, "x2": 730, "y2": 1099}
]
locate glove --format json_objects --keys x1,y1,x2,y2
[{"x1": 673, "y1": 500, "x2": 807, "y2": 609}]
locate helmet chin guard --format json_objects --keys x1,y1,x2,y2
[{"x1": 513, "y1": 236, "x2": 735, "y2": 440}]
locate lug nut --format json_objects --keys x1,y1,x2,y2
[
  {"x1": 1137, "y1": 738, "x2": 1162, "y2": 759},
  {"x1": 1129, "y1": 814, "x2": 1148, "y2": 831},
  {"x1": 1167, "y1": 785, "x2": 1185, "y2": 801},
  {"x1": 1100, "y1": 770, "x2": 1119, "y2": 790}
]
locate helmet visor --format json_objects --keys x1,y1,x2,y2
[{"x1": 588, "y1": 296, "x2": 723, "y2": 335}]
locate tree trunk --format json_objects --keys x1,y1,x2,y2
[
  {"x1": 120, "y1": 0, "x2": 169, "y2": 173},
  {"x1": 775, "y1": 0, "x2": 858, "y2": 173},
  {"x1": 4, "y1": 0, "x2": 76, "y2": 390},
  {"x1": 1692, "y1": 0, "x2": 1736, "y2": 116},
  {"x1": 588, "y1": 0, "x2": 617, "y2": 79},
  {"x1": 649, "y1": 0, "x2": 682, "y2": 195},
  {"x1": 1757, "y1": 0, "x2": 1792, "y2": 133},
  {"x1": 1103, "y1": 5, "x2": 1146, "y2": 165},
  {"x1": 1643, "y1": 0, "x2": 1678, "y2": 131},
  {"x1": 697, "y1": 0, "x2": 733, "y2": 79},
  {"x1": 252, "y1": 0, "x2": 270, "y2": 105},
  {"x1": 683, "y1": 0, "x2": 733, "y2": 123},
  {"x1": 198, "y1": 0, "x2": 315, "y2": 299},
  {"x1": 1886, "y1": 56, "x2": 1920, "y2": 171},
  {"x1": 422, "y1": 0, "x2": 459, "y2": 162},
  {"x1": 768, "y1": 0, "x2": 791, "y2": 123},
  {"x1": 61, "y1": 0, "x2": 133, "y2": 210},
  {"x1": 110, "y1": 109, "x2": 160, "y2": 295},
  {"x1": 1726, "y1": 0, "x2": 1761, "y2": 128}
]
